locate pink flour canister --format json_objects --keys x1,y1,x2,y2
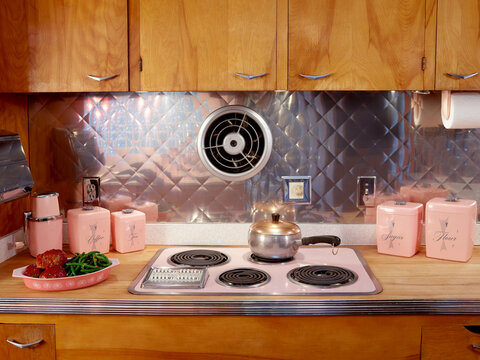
[
  {"x1": 67, "y1": 206, "x2": 111, "y2": 254},
  {"x1": 376, "y1": 200, "x2": 423, "y2": 257},
  {"x1": 111, "y1": 209, "x2": 146, "y2": 253},
  {"x1": 425, "y1": 196, "x2": 477, "y2": 262},
  {"x1": 24, "y1": 192, "x2": 63, "y2": 257}
]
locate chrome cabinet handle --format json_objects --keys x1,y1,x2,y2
[
  {"x1": 299, "y1": 73, "x2": 332, "y2": 80},
  {"x1": 447, "y1": 72, "x2": 478, "y2": 80},
  {"x1": 234, "y1": 73, "x2": 267, "y2": 80},
  {"x1": 87, "y1": 74, "x2": 119, "y2": 82},
  {"x1": 472, "y1": 344, "x2": 480, "y2": 351},
  {"x1": 6, "y1": 338, "x2": 43, "y2": 349}
]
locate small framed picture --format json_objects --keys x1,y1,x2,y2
[{"x1": 281, "y1": 176, "x2": 311, "y2": 204}]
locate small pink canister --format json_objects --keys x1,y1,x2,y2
[
  {"x1": 425, "y1": 196, "x2": 477, "y2": 262},
  {"x1": 25, "y1": 215, "x2": 63, "y2": 257},
  {"x1": 111, "y1": 209, "x2": 146, "y2": 253},
  {"x1": 67, "y1": 206, "x2": 111, "y2": 254},
  {"x1": 376, "y1": 200, "x2": 423, "y2": 257},
  {"x1": 24, "y1": 192, "x2": 63, "y2": 257}
]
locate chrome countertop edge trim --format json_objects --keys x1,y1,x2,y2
[{"x1": 2, "y1": 299, "x2": 480, "y2": 316}]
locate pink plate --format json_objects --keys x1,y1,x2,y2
[{"x1": 12, "y1": 258, "x2": 119, "y2": 291}]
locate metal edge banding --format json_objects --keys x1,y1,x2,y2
[
  {"x1": 2, "y1": 299, "x2": 480, "y2": 316},
  {"x1": 128, "y1": 248, "x2": 165, "y2": 294},
  {"x1": 349, "y1": 247, "x2": 383, "y2": 295}
]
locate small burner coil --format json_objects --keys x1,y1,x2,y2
[{"x1": 217, "y1": 268, "x2": 270, "y2": 288}]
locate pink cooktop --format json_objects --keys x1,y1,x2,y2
[{"x1": 128, "y1": 246, "x2": 382, "y2": 296}]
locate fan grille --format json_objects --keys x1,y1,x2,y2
[{"x1": 197, "y1": 106, "x2": 272, "y2": 181}]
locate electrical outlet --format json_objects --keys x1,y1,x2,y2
[
  {"x1": 82, "y1": 177, "x2": 101, "y2": 206},
  {"x1": 357, "y1": 176, "x2": 376, "y2": 207}
]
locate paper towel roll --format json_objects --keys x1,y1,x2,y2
[{"x1": 441, "y1": 91, "x2": 480, "y2": 129}]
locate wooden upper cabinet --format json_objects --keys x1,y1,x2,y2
[
  {"x1": 130, "y1": 0, "x2": 277, "y2": 91},
  {"x1": 27, "y1": 0, "x2": 128, "y2": 92},
  {"x1": 436, "y1": 0, "x2": 480, "y2": 90},
  {"x1": 0, "y1": 2, "x2": 29, "y2": 92},
  {"x1": 288, "y1": 0, "x2": 427, "y2": 91}
]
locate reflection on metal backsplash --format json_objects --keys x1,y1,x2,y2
[{"x1": 28, "y1": 91, "x2": 480, "y2": 223}]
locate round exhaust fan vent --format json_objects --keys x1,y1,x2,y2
[{"x1": 197, "y1": 105, "x2": 272, "y2": 181}]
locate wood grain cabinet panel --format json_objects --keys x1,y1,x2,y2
[
  {"x1": 0, "y1": 323, "x2": 55, "y2": 360},
  {"x1": 27, "y1": 0, "x2": 128, "y2": 92},
  {"x1": 0, "y1": 2, "x2": 29, "y2": 92},
  {"x1": 288, "y1": 0, "x2": 427, "y2": 91},
  {"x1": 131, "y1": 0, "x2": 277, "y2": 91},
  {"x1": 422, "y1": 325, "x2": 480, "y2": 359},
  {"x1": 436, "y1": 0, "x2": 480, "y2": 90}
]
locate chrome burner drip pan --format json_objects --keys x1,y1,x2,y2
[{"x1": 128, "y1": 246, "x2": 382, "y2": 296}]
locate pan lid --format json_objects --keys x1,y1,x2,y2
[{"x1": 249, "y1": 213, "x2": 300, "y2": 236}]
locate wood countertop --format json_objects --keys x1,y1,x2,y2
[{"x1": 1, "y1": 245, "x2": 480, "y2": 315}]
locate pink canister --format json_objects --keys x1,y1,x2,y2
[
  {"x1": 111, "y1": 209, "x2": 146, "y2": 253},
  {"x1": 31, "y1": 192, "x2": 60, "y2": 218},
  {"x1": 24, "y1": 192, "x2": 63, "y2": 257},
  {"x1": 67, "y1": 206, "x2": 111, "y2": 254},
  {"x1": 25, "y1": 216, "x2": 63, "y2": 257},
  {"x1": 425, "y1": 196, "x2": 477, "y2": 262},
  {"x1": 376, "y1": 200, "x2": 423, "y2": 257}
]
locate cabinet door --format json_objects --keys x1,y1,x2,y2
[
  {"x1": 0, "y1": 1, "x2": 29, "y2": 92},
  {"x1": 0, "y1": 323, "x2": 55, "y2": 359},
  {"x1": 289, "y1": 0, "x2": 426, "y2": 90},
  {"x1": 132, "y1": 0, "x2": 276, "y2": 91},
  {"x1": 436, "y1": 0, "x2": 480, "y2": 90},
  {"x1": 422, "y1": 325, "x2": 480, "y2": 359},
  {"x1": 27, "y1": 0, "x2": 128, "y2": 92}
]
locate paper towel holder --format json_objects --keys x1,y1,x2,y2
[{"x1": 441, "y1": 90, "x2": 452, "y2": 121}]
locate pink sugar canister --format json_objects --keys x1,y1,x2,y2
[
  {"x1": 425, "y1": 196, "x2": 477, "y2": 262},
  {"x1": 67, "y1": 206, "x2": 111, "y2": 254},
  {"x1": 376, "y1": 200, "x2": 423, "y2": 257},
  {"x1": 111, "y1": 209, "x2": 146, "y2": 253}
]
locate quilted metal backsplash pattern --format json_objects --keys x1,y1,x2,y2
[{"x1": 28, "y1": 91, "x2": 479, "y2": 223}]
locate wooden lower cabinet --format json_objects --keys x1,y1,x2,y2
[
  {"x1": 0, "y1": 323, "x2": 55, "y2": 359},
  {"x1": 421, "y1": 324, "x2": 480, "y2": 359},
  {"x1": 1, "y1": 313, "x2": 480, "y2": 359}
]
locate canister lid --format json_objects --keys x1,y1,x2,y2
[
  {"x1": 82, "y1": 206, "x2": 95, "y2": 211},
  {"x1": 34, "y1": 192, "x2": 59, "y2": 198},
  {"x1": 426, "y1": 197, "x2": 477, "y2": 210},
  {"x1": 377, "y1": 200, "x2": 423, "y2": 215}
]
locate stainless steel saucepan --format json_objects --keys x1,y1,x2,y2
[{"x1": 248, "y1": 213, "x2": 341, "y2": 260}]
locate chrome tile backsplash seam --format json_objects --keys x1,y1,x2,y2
[{"x1": 28, "y1": 91, "x2": 480, "y2": 223}]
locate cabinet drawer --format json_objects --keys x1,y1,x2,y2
[
  {"x1": 0, "y1": 323, "x2": 55, "y2": 359},
  {"x1": 422, "y1": 324, "x2": 480, "y2": 359}
]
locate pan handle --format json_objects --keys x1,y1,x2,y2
[{"x1": 301, "y1": 235, "x2": 341, "y2": 247}]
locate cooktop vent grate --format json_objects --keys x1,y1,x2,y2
[{"x1": 197, "y1": 106, "x2": 272, "y2": 181}]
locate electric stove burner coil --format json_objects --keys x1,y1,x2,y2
[
  {"x1": 249, "y1": 253, "x2": 294, "y2": 264},
  {"x1": 217, "y1": 268, "x2": 270, "y2": 288},
  {"x1": 169, "y1": 250, "x2": 229, "y2": 267},
  {"x1": 287, "y1": 265, "x2": 358, "y2": 288}
]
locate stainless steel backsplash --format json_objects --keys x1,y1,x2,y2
[{"x1": 28, "y1": 91, "x2": 479, "y2": 223}]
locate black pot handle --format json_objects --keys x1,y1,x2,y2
[{"x1": 301, "y1": 235, "x2": 341, "y2": 247}]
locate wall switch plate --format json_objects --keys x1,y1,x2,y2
[
  {"x1": 281, "y1": 176, "x2": 311, "y2": 204},
  {"x1": 357, "y1": 176, "x2": 376, "y2": 207}
]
